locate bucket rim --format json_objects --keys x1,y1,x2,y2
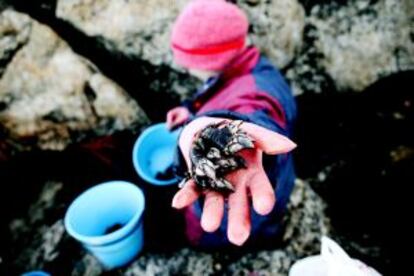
[{"x1": 64, "y1": 181, "x2": 145, "y2": 246}]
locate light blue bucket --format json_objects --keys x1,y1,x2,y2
[
  {"x1": 64, "y1": 181, "x2": 145, "y2": 269},
  {"x1": 21, "y1": 271, "x2": 50, "y2": 276},
  {"x1": 132, "y1": 123, "x2": 180, "y2": 185}
]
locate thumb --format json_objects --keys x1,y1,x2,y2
[
  {"x1": 166, "y1": 110, "x2": 177, "y2": 127},
  {"x1": 241, "y1": 122, "x2": 296, "y2": 155}
]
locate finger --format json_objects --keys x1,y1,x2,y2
[
  {"x1": 166, "y1": 111, "x2": 176, "y2": 129},
  {"x1": 201, "y1": 191, "x2": 224, "y2": 232},
  {"x1": 241, "y1": 122, "x2": 297, "y2": 155},
  {"x1": 172, "y1": 179, "x2": 200, "y2": 209},
  {"x1": 227, "y1": 184, "x2": 251, "y2": 246},
  {"x1": 249, "y1": 171, "x2": 276, "y2": 215},
  {"x1": 167, "y1": 121, "x2": 177, "y2": 130},
  {"x1": 175, "y1": 113, "x2": 188, "y2": 126}
]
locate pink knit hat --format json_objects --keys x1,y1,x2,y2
[{"x1": 171, "y1": 0, "x2": 249, "y2": 71}]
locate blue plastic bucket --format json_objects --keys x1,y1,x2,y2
[
  {"x1": 132, "y1": 123, "x2": 180, "y2": 185},
  {"x1": 64, "y1": 181, "x2": 145, "y2": 269},
  {"x1": 21, "y1": 271, "x2": 50, "y2": 276}
]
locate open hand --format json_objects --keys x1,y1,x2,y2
[{"x1": 172, "y1": 117, "x2": 296, "y2": 246}]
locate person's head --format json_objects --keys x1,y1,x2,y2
[{"x1": 171, "y1": 0, "x2": 249, "y2": 80}]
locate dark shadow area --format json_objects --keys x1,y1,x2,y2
[
  {"x1": 0, "y1": 131, "x2": 186, "y2": 275},
  {"x1": 297, "y1": 0, "x2": 380, "y2": 14},
  {"x1": 294, "y1": 70, "x2": 414, "y2": 275}
]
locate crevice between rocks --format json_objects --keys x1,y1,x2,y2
[{"x1": 7, "y1": 0, "x2": 185, "y2": 122}]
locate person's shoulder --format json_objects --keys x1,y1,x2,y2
[
  {"x1": 252, "y1": 56, "x2": 281, "y2": 75},
  {"x1": 224, "y1": 73, "x2": 259, "y2": 94}
]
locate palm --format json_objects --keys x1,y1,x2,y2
[{"x1": 172, "y1": 117, "x2": 296, "y2": 246}]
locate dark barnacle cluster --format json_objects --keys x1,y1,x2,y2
[{"x1": 180, "y1": 120, "x2": 255, "y2": 193}]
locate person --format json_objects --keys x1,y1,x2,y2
[{"x1": 166, "y1": 0, "x2": 297, "y2": 247}]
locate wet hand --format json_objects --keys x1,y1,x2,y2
[{"x1": 171, "y1": 117, "x2": 296, "y2": 246}]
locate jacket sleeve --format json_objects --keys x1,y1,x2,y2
[{"x1": 195, "y1": 89, "x2": 292, "y2": 138}]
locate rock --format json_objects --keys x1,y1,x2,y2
[
  {"x1": 0, "y1": 10, "x2": 149, "y2": 151},
  {"x1": 0, "y1": 6, "x2": 31, "y2": 77},
  {"x1": 56, "y1": 0, "x2": 304, "y2": 75},
  {"x1": 124, "y1": 248, "x2": 215, "y2": 276},
  {"x1": 71, "y1": 254, "x2": 103, "y2": 276},
  {"x1": 123, "y1": 179, "x2": 331, "y2": 276},
  {"x1": 313, "y1": 0, "x2": 414, "y2": 91},
  {"x1": 9, "y1": 181, "x2": 67, "y2": 271},
  {"x1": 285, "y1": 22, "x2": 336, "y2": 95},
  {"x1": 283, "y1": 179, "x2": 331, "y2": 257},
  {"x1": 227, "y1": 179, "x2": 331, "y2": 275},
  {"x1": 245, "y1": 0, "x2": 261, "y2": 6},
  {"x1": 291, "y1": 0, "x2": 414, "y2": 93},
  {"x1": 56, "y1": 0, "x2": 196, "y2": 100},
  {"x1": 56, "y1": 0, "x2": 189, "y2": 66},
  {"x1": 7, "y1": 179, "x2": 330, "y2": 275},
  {"x1": 0, "y1": 0, "x2": 10, "y2": 12},
  {"x1": 239, "y1": 0, "x2": 305, "y2": 68}
]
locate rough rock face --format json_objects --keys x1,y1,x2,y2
[
  {"x1": 57, "y1": 0, "x2": 198, "y2": 100},
  {"x1": 0, "y1": 10, "x2": 148, "y2": 151},
  {"x1": 56, "y1": 0, "x2": 305, "y2": 70},
  {"x1": 311, "y1": 0, "x2": 414, "y2": 91},
  {"x1": 57, "y1": 0, "x2": 188, "y2": 67},
  {"x1": 8, "y1": 179, "x2": 330, "y2": 275},
  {"x1": 225, "y1": 179, "x2": 331, "y2": 275},
  {"x1": 56, "y1": 0, "x2": 414, "y2": 96},
  {"x1": 0, "y1": 7, "x2": 30, "y2": 76},
  {"x1": 287, "y1": 0, "x2": 414, "y2": 94},
  {"x1": 124, "y1": 180, "x2": 330, "y2": 276},
  {"x1": 239, "y1": 0, "x2": 305, "y2": 68}
]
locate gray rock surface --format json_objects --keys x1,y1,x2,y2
[
  {"x1": 9, "y1": 179, "x2": 331, "y2": 275},
  {"x1": 239, "y1": 0, "x2": 305, "y2": 68},
  {"x1": 56, "y1": 0, "x2": 414, "y2": 96},
  {"x1": 0, "y1": 10, "x2": 149, "y2": 151},
  {"x1": 56, "y1": 0, "x2": 189, "y2": 67},
  {"x1": 0, "y1": 7, "x2": 30, "y2": 77},
  {"x1": 286, "y1": 0, "x2": 414, "y2": 94},
  {"x1": 311, "y1": 0, "x2": 414, "y2": 91},
  {"x1": 56, "y1": 0, "x2": 197, "y2": 100},
  {"x1": 123, "y1": 179, "x2": 328, "y2": 276},
  {"x1": 56, "y1": 0, "x2": 305, "y2": 93},
  {"x1": 9, "y1": 181, "x2": 67, "y2": 270}
]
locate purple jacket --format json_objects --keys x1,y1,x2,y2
[{"x1": 177, "y1": 46, "x2": 297, "y2": 247}]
